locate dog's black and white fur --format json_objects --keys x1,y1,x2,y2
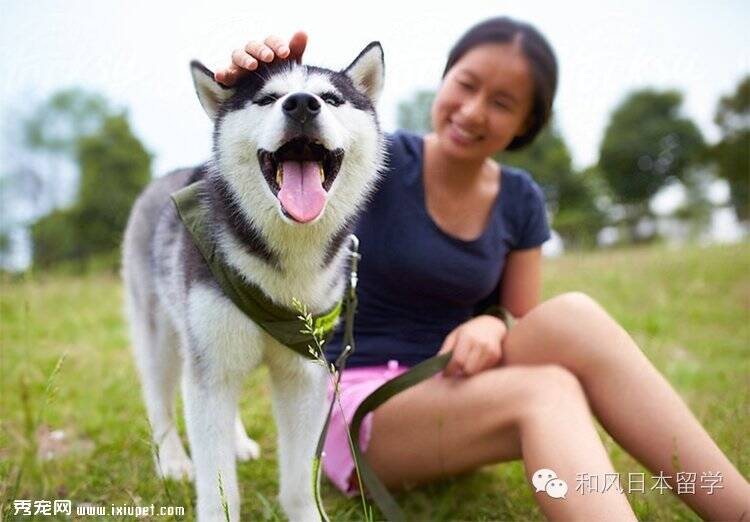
[{"x1": 122, "y1": 44, "x2": 385, "y2": 521}]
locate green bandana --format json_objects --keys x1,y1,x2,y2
[{"x1": 171, "y1": 180, "x2": 341, "y2": 360}]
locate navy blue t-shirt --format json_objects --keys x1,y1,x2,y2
[{"x1": 325, "y1": 130, "x2": 550, "y2": 368}]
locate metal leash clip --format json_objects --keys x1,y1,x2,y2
[
  {"x1": 338, "y1": 234, "x2": 360, "y2": 362},
  {"x1": 347, "y1": 234, "x2": 361, "y2": 298}
]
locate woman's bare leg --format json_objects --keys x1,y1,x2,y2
[
  {"x1": 501, "y1": 292, "x2": 750, "y2": 520},
  {"x1": 365, "y1": 365, "x2": 636, "y2": 520}
]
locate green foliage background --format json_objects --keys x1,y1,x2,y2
[
  {"x1": 713, "y1": 76, "x2": 750, "y2": 221},
  {"x1": 31, "y1": 113, "x2": 151, "y2": 269}
]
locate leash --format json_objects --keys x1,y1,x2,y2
[
  {"x1": 348, "y1": 352, "x2": 451, "y2": 521},
  {"x1": 346, "y1": 304, "x2": 515, "y2": 521},
  {"x1": 313, "y1": 235, "x2": 361, "y2": 522},
  {"x1": 312, "y1": 234, "x2": 515, "y2": 521}
]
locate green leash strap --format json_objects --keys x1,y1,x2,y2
[
  {"x1": 171, "y1": 180, "x2": 342, "y2": 359},
  {"x1": 313, "y1": 235, "x2": 361, "y2": 522},
  {"x1": 315, "y1": 235, "x2": 360, "y2": 460},
  {"x1": 347, "y1": 306, "x2": 515, "y2": 521},
  {"x1": 349, "y1": 351, "x2": 452, "y2": 522},
  {"x1": 482, "y1": 304, "x2": 516, "y2": 329}
]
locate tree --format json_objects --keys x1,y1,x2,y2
[
  {"x1": 397, "y1": 89, "x2": 436, "y2": 134},
  {"x1": 504, "y1": 124, "x2": 605, "y2": 249},
  {"x1": 0, "y1": 230, "x2": 10, "y2": 266},
  {"x1": 29, "y1": 208, "x2": 81, "y2": 267},
  {"x1": 25, "y1": 89, "x2": 110, "y2": 152},
  {"x1": 29, "y1": 102, "x2": 151, "y2": 269},
  {"x1": 713, "y1": 76, "x2": 750, "y2": 221},
  {"x1": 598, "y1": 89, "x2": 706, "y2": 241},
  {"x1": 0, "y1": 175, "x2": 15, "y2": 265},
  {"x1": 74, "y1": 114, "x2": 152, "y2": 257},
  {"x1": 22, "y1": 88, "x2": 112, "y2": 210}
]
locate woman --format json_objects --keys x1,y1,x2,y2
[{"x1": 216, "y1": 18, "x2": 749, "y2": 520}]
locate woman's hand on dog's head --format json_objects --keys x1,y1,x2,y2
[{"x1": 214, "y1": 31, "x2": 308, "y2": 86}]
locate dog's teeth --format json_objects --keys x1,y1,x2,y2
[
  {"x1": 318, "y1": 162, "x2": 325, "y2": 183},
  {"x1": 276, "y1": 165, "x2": 283, "y2": 187}
]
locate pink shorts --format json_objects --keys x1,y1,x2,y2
[{"x1": 321, "y1": 359, "x2": 410, "y2": 496}]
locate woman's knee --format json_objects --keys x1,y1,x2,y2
[
  {"x1": 513, "y1": 291, "x2": 625, "y2": 369},
  {"x1": 481, "y1": 365, "x2": 587, "y2": 422},
  {"x1": 543, "y1": 291, "x2": 605, "y2": 320},
  {"x1": 511, "y1": 365, "x2": 589, "y2": 425}
]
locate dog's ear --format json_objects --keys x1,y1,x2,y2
[
  {"x1": 190, "y1": 60, "x2": 235, "y2": 121},
  {"x1": 343, "y1": 42, "x2": 384, "y2": 104}
]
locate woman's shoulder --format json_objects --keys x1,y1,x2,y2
[
  {"x1": 378, "y1": 129, "x2": 424, "y2": 182},
  {"x1": 498, "y1": 164, "x2": 550, "y2": 248},
  {"x1": 384, "y1": 129, "x2": 422, "y2": 161},
  {"x1": 500, "y1": 164, "x2": 547, "y2": 205}
]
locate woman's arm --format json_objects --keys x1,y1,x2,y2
[
  {"x1": 500, "y1": 246, "x2": 544, "y2": 318},
  {"x1": 438, "y1": 247, "x2": 543, "y2": 377}
]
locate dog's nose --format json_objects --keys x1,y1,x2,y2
[{"x1": 282, "y1": 93, "x2": 321, "y2": 124}]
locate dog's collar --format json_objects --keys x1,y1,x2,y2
[{"x1": 171, "y1": 180, "x2": 341, "y2": 359}]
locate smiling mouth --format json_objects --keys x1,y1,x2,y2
[
  {"x1": 257, "y1": 137, "x2": 344, "y2": 223},
  {"x1": 449, "y1": 121, "x2": 483, "y2": 142}
]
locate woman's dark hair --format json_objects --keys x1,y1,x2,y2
[{"x1": 442, "y1": 17, "x2": 558, "y2": 150}]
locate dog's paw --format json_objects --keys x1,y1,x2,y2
[
  {"x1": 235, "y1": 435, "x2": 261, "y2": 461},
  {"x1": 281, "y1": 504, "x2": 320, "y2": 522},
  {"x1": 157, "y1": 442, "x2": 194, "y2": 481},
  {"x1": 158, "y1": 454, "x2": 194, "y2": 481}
]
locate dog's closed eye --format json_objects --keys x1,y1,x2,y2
[
  {"x1": 320, "y1": 92, "x2": 344, "y2": 106},
  {"x1": 254, "y1": 93, "x2": 281, "y2": 106}
]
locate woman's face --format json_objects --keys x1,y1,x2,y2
[{"x1": 431, "y1": 42, "x2": 535, "y2": 161}]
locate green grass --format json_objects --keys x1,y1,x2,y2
[{"x1": 1, "y1": 242, "x2": 748, "y2": 521}]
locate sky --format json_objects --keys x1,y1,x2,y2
[
  {"x1": 0, "y1": 0, "x2": 748, "y2": 267},
  {"x1": 1, "y1": 0, "x2": 748, "y2": 178}
]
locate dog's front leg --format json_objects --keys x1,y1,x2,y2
[
  {"x1": 183, "y1": 367, "x2": 241, "y2": 522},
  {"x1": 268, "y1": 352, "x2": 329, "y2": 522}
]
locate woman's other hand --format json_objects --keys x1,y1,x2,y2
[
  {"x1": 438, "y1": 315, "x2": 507, "y2": 377},
  {"x1": 214, "y1": 31, "x2": 308, "y2": 86}
]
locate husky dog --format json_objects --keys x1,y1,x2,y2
[{"x1": 122, "y1": 43, "x2": 385, "y2": 521}]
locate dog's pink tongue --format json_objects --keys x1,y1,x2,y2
[{"x1": 278, "y1": 161, "x2": 327, "y2": 223}]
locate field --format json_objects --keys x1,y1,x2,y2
[{"x1": 1, "y1": 242, "x2": 748, "y2": 521}]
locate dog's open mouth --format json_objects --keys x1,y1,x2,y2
[{"x1": 258, "y1": 137, "x2": 344, "y2": 223}]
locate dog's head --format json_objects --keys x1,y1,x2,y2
[{"x1": 190, "y1": 43, "x2": 385, "y2": 228}]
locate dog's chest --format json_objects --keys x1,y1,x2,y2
[
  {"x1": 186, "y1": 283, "x2": 271, "y2": 375},
  {"x1": 223, "y1": 235, "x2": 347, "y2": 311}
]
